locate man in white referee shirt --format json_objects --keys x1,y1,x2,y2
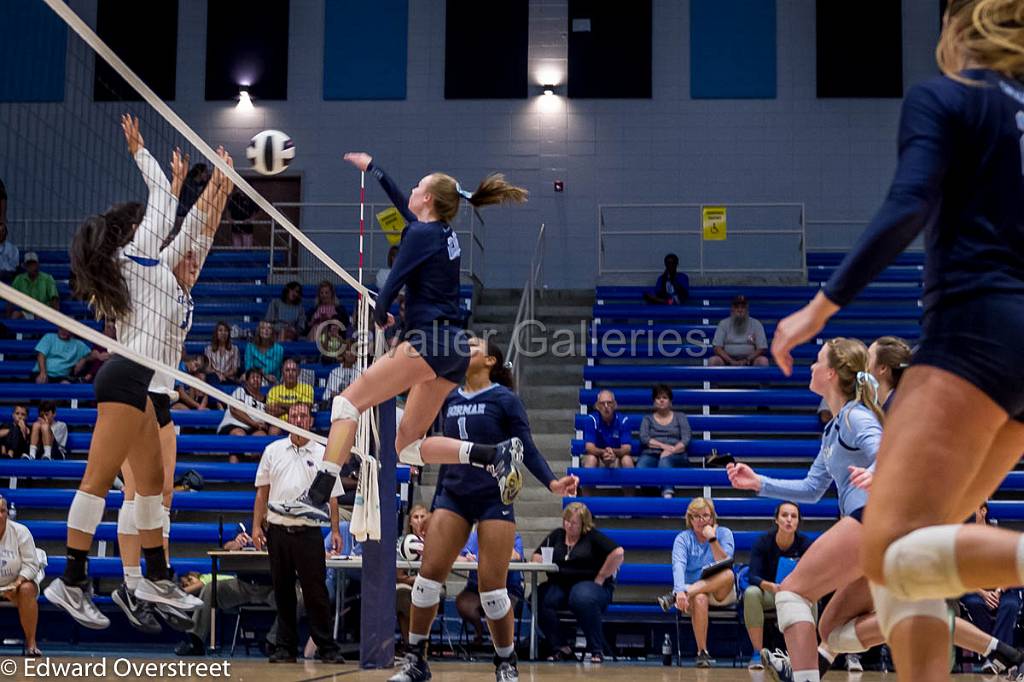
[{"x1": 252, "y1": 402, "x2": 344, "y2": 664}]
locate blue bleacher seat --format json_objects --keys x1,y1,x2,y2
[
  {"x1": 568, "y1": 467, "x2": 810, "y2": 487},
  {"x1": 806, "y1": 252, "x2": 925, "y2": 267},
  {"x1": 592, "y1": 321, "x2": 921, "y2": 341},
  {"x1": 24, "y1": 520, "x2": 222, "y2": 543},
  {"x1": 572, "y1": 438, "x2": 821, "y2": 458},
  {"x1": 594, "y1": 303, "x2": 922, "y2": 322},
  {"x1": 43, "y1": 556, "x2": 210, "y2": 578},
  {"x1": 587, "y1": 342, "x2": 822, "y2": 360},
  {"x1": 0, "y1": 457, "x2": 411, "y2": 484},
  {"x1": 595, "y1": 285, "x2": 922, "y2": 304},
  {"x1": 574, "y1": 413, "x2": 821, "y2": 434},
  {"x1": 35, "y1": 249, "x2": 285, "y2": 267},
  {"x1": 578, "y1": 388, "x2": 821, "y2": 408},
  {"x1": 584, "y1": 366, "x2": 812, "y2": 384},
  {"x1": 573, "y1": 496, "x2": 839, "y2": 519},
  {"x1": 39, "y1": 264, "x2": 267, "y2": 282},
  {"x1": 0, "y1": 488, "x2": 255, "y2": 510}
]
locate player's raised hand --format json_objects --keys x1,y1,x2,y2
[
  {"x1": 771, "y1": 291, "x2": 840, "y2": 375},
  {"x1": 170, "y1": 147, "x2": 189, "y2": 198},
  {"x1": 120, "y1": 114, "x2": 143, "y2": 156},
  {"x1": 549, "y1": 475, "x2": 579, "y2": 497},
  {"x1": 726, "y1": 462, "x2": 762, "y2": 492},
  {"x1": 343, "y1": 152, "x2": 373, "y2": 172}
]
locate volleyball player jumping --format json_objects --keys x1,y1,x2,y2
[
  {"x1": 771, "y1": 2, "x2": 1024, "y2": 677},
  {"x1": 44, "y1": 116, "x2": 228, "y2": 628},
  {"x1": 271, "y1": 153, "x2": 530, "y2": 522},
  {"x1": 112, "y1": 125, "x2": 235, "y2": 634}
]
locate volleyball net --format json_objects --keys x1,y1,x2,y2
[{"x1": 0, "y1": 0, "x2": 389, "y2": 457}]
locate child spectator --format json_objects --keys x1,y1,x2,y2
[
  {"x1": 0, "y1": 405, "x2": 30, "y2": 458},
  {"x1": 321, "y1": 343, "x2": 361, "y2": 408},
  {"x1": 173, "y1": 355, "x2": 211, "y2": 410},
  {"x1": 28, "y1": 400, "x2": 67, "y2": 460},
  {"x1": 306, "y1": 281, "x2": 351, "y2": 341}
]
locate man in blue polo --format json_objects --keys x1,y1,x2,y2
[{"x1": 581, "y1": 390, "x2": 634, "y2": 470}]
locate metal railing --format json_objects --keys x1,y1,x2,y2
[
  {"x1": 268, "y1": 202, "x2": 485, "y2": 288},
  {"x1": 597, "y1": 202, "x2": 806, "y2": 280},
  {"x1": 508, "y1": 223, "x2": 546, "y2": 390}
]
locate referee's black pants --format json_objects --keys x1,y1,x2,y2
[{"x1": 267, "y1": 523, "x2": 338, "y2": 656}]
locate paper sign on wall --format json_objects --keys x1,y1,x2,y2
[
  {"x1": 376, "y1": 207, "x2": 406, "y2": 246},
  {"x1": 702, "y1": 206, "x2": 727, "y2": 241}
]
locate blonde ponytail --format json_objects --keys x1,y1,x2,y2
[{"x1": 937, "y1": 0, "x2": 1024, "y2": 82}]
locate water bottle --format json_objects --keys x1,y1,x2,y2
[{"x1": 661, "y1": 633, "x2": 672, "y2": 666}]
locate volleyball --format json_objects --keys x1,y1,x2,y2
[
  {"x1": 246, "y1": 129, "x2": 294, "y2": 175},
  {"x1": 398, "y1": 533, "x2": 425, "y2": 561}
]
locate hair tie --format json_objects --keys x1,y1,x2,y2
[
  {"x1": 503, "y1": 361, "x2": 513, "y2": 370},
  {"x1": 857, "y1": 371, "x2": 880, "y2": 392},
  {"x1": 455, "y1": 182, "x2": 473, "y2": 200}
]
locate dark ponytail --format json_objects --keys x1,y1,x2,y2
[
  {"x1": 486, "y1": 339, "x2": 515, "y2": 391},
  {"x1": 70, "y1": 202, "x2": 142, "y2": 320}
]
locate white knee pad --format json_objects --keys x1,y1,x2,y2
[
  {"x1": 883, "y1": 524, "x2": 964, "y2": 599},
  {"x1": 870, "y1": 582, "x2": 949, "y2": 639},
  {"x1": 775, "y1": 590, "x2": 816, "y2": 631},
  {"x1": 399, "y1": 438, "x2": 425, "y2": 466},
  {"x1": 480, "y1": 588, "x2": 512, "y2": 621},
  {"x1": 411, "y1": 575, "x2": 443, "y2": 608},
  {"x1": 162, "y1": 505, "x2": 171, "y2": 539},
  {"x1": 68, "y1": 491, "x2": 106, "y2": 534},
  {"x1": 116, "y1": 501, "x2": 137, "y2": 535},
  {"x1": 134, "y1": 493, "x2": 164, "y2": 532},
  {"x1": 826, "y1": 619, "x2": 864, "y2": 654},
  {"x1": 331, "y1": 396, "x2": 360, "y2": 423}
]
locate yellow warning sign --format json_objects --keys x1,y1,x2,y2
[
  {"x1": 702, "y1": 206, "x2": 727, "y2": 241},
  {"x1": 376, "y1": 207, "x2": 406, "y2": 246}
]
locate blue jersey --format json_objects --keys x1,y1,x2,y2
[
  {"x1": 825, "y1": 70, "x2": 1024, "y2": 312},
  {"x1": 758, "y1": 400, "x2": 881, "y2": 517},
  {"x1": 369, "y1": 163, "x2": 463, "y2": 330},
  {"x1": 583, "y1": 412, "x2": 631, "y2": 450},
  {"x1": 438, "y1": 383, "x2": 556, "y2": 498}
]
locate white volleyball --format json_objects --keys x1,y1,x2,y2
[
  {"x1": 246, "y1": 129, "x2": 295, "y2": 176},
  {"x1": 398, "y1": 533, "x2": 425, "y2": 561}
]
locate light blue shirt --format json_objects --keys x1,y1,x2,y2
[
  {"x1": 671, "y1": 526, "x2": 735, "y2": 593},
  {"x1": 33, "y1": 333, "x2": 91, "y2": 378},
  {"x1": 0, "y1": 241, "x2": 18, "y2": 273},
  {"x1": 758, "y1": 400, "x2": 882, "y2": 517}
]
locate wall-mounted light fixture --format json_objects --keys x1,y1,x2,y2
[{"x1": 236, "y1": 89, "x2": 254, "y2": 112}]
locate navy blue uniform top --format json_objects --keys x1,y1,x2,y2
[
  {"x1": 368, "y1": 163, "x2": 463, "y2": 330},
  {"x1": 437, "y1": 383, "x2": 557, "y2": 499},
  {"x1": 825, "y1": 70, "x2": 1024, "y2": 312},
  {"x1": 655, "y1": 272, "x2": 689, "y2": 303}
]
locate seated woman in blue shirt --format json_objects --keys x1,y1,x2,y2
[{"x1": 670, "y1": 497, "x2": 736, "y2": 668}]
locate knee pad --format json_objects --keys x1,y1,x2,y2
[
  {"x1": 883, "y1": 524, "x2": 964, "y2": 599},
  {"x1": 331, "y1": 396, "x2": 360, "y2": 423},
  {"x1": 134, "y1": 493, "x2": 164, "y2": 532},
  {"x1": 399, "y1": 438, "x2": 425, "y2": 466},
  {"x1": 116, "y1": 501, "x2": 137, "y2": 535},
  {"x1": 826, "y1": 619, "x2": 864, "y2": 654},
  {"x1": 480, "y1": 588, "x2": 512, "y2": 621},
  {"x1": 68, "y1": 491, "x2": 106, "y2": 534},
  {"x1": 871, "y1": 582, "x2": 949, "y2": 639},
  {"x1": 411, "y1": 575, "x2": 443, "y2": 609},
  {"x1": 162, "y1": 505, "x2": 171, "y2": 539},
  {"x1": 775, "y1": 590, "x2": 816, "y2": 631}
]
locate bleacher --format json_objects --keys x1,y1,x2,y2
[{"x1": 564, "y1": 254, "x2": 1024, "y2": 660}]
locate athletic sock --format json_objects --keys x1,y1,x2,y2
[
  {"x1": 317, "y1": 460, "x2": 341, "y2": 476},
  {"x1": 123, "y1": 565, "x2": 143, "y2": 592},
  {"x1": 142, "y1": 545, "x2": 169, "y2": 582},
  {"x1": 459, "y1": 442, "x2": 495, "y2": 467},
  {"x1": 43, "y1": 445, "x2": 52, "y2": 459},
  {"x1": 308, "y1": 471, "x2": 337, "y2": 506},
  {"x1": 63, "y1": 547, "x2": 89, "y2": 587},
  {"x1": 793, "y1": 671, "x2": 820, "y2": 682},
  {"x1": 817, "y1": 645, "x2": 836, "y2": 675},
  {"x1": 494, "y1": 643, "x2": 515, "y2": 659},
  {"x1": 29, "y1": 445, "x2": 37, "y2": 459},
  {"x1": 407, "y1": 633, "x2": 428, "y2": 658},
  {"x1": 985, "y1": 637, "x2": 999, "y2": 657}
]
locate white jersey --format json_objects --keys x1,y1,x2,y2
[{"x1": 112, "y1": 149, "x2": 214, "y2": 396}]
